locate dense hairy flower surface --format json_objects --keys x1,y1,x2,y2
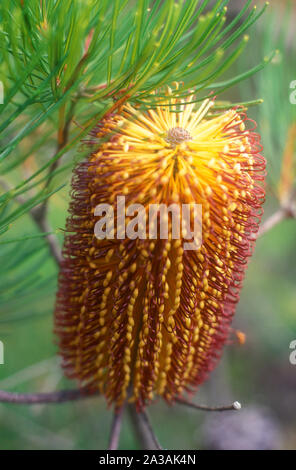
[{"x1": 55, "y1": 91, "x2": 265, "y2": 409}]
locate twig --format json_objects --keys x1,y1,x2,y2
[
  {"x1": 43, "y1": 100, "x2": 76, "y2": 193},
  {"x1": 176, "y1": 397, "x2": 242, "y2": 412},
  {"x1": 257, "y1": 204, "x2": 296, "y2": 238},
  {"x1": 128, "y1": 404, "x2": 162, "y2": 450},
  {"x1": 108, "y1": 406, "x2": 125, "y2": 450},
  {"x1": 0, "y1": 388, "x2": 99, "y2": 404},
  {"x1": 140, "y1": 409, "x2": 162, "y2": 450}
]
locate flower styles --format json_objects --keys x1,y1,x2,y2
[{"x1": 55, "y1": 89, "x2": 265, "y2": 410}]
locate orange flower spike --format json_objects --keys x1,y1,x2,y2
[{"x1": 55, "y1": 89, "x2": 265, "y2": 410}]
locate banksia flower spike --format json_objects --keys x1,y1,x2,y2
[{"x1": 55, "y1": 88, "x2": 265, "y2": 410}]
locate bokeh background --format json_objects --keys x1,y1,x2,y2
[{"x1": 0, "y1": 0, "x2": 295, "y2": 450}]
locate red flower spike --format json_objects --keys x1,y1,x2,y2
[{"x1": 55, "y1": 91, "x2": 265, "y2": 410}]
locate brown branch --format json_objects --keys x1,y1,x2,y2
[
  {"x1": 128, "y1": 404, "x2": 162, "y2": 450},
  {"x1": 108, "y1": 406, "x2": 125, "y2": 450},
  {"x1": 257, "y1": 203, "x2": 296, "y2": 238},
  {"x1": 0, "y1": 388, "x2": 99, "y2": 404},
  {"x1": 176, "y1": 397, "x2": 242, "y2": 412},
  {"x1": 43, "y1": 100, "x2": 76, "y2": 194}
]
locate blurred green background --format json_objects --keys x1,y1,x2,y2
[{"x1": 0, "y1": 0, "x2": 295, "y2": 450}]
